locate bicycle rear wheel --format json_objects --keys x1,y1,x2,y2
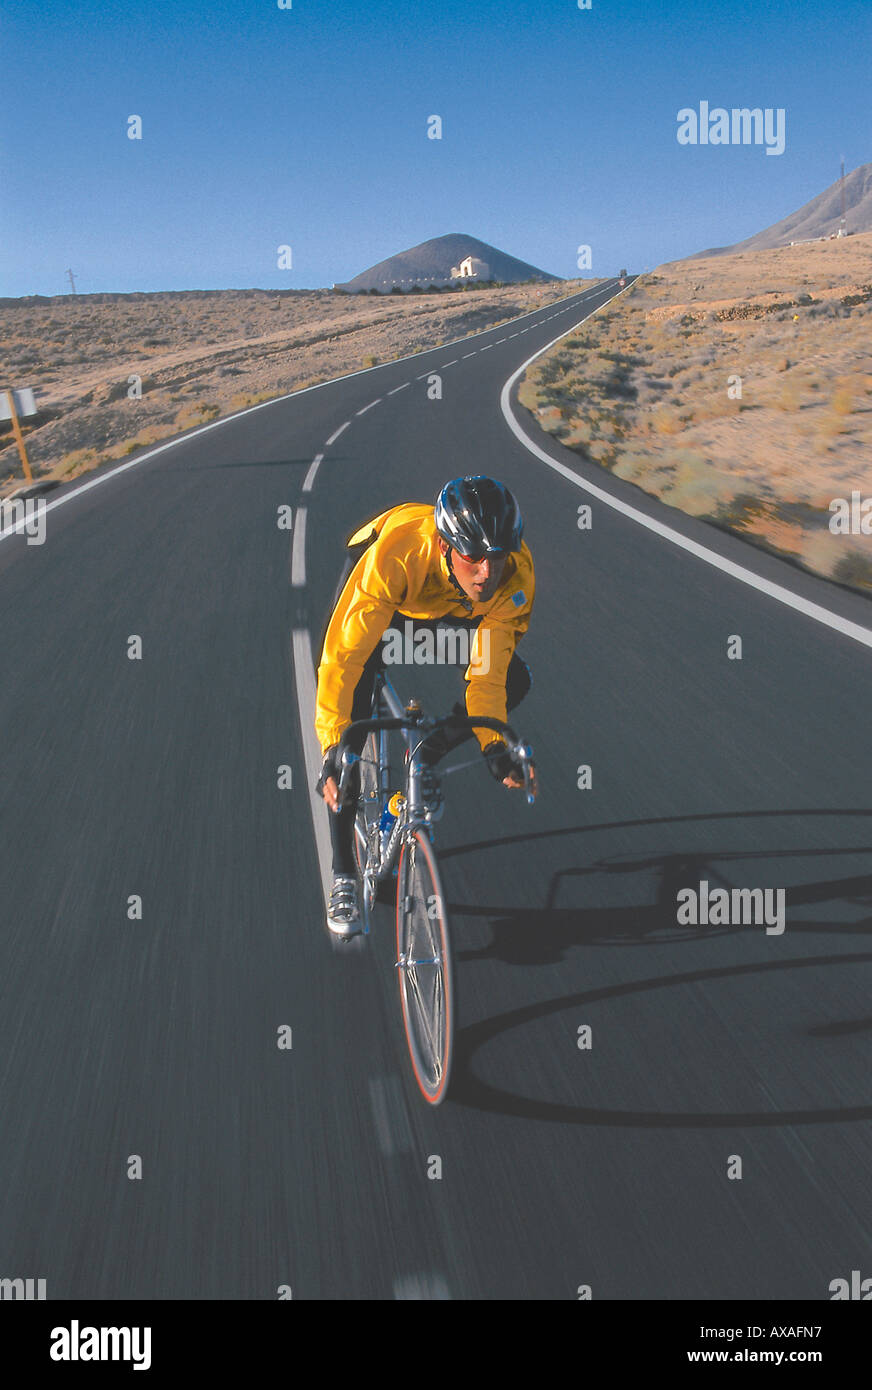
[{"x1": 396, "y1": 830, "x2": 454, "y2": 1105}]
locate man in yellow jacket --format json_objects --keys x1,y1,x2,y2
[{"x1": 316, "y1": 475, "x2": 535, "y2": 934}]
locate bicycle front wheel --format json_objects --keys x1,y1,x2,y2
[{"x1": 396, "y1": 830, "x2": 454, "y2": 1105}]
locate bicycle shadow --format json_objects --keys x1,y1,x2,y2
[
  {"x1": 444, "y1": 809, "x2": 872, "y2": 966},
  {"x1": 440, "y1": 808, "x2": 872, "y2": 1125},
  {"x1": 454, "y1": 854, "x2": 872, "y2": 966}
]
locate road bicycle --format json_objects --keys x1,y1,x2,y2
[{"x1": 334, "y1": 671, "x2": 536, "y2": 1105}]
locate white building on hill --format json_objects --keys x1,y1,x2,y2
[{"x1": 450, "y1": 254, "x2": 490, "y2": 280}]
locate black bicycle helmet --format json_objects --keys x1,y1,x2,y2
[{"x1": 434, "y1": 476, "x2": 523, "y2": 556}]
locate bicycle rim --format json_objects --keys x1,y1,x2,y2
[{"x1": 396, "y1": 830, "x2": 454, "y2": 1105}]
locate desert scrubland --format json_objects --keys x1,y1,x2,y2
[
  {"x1": 520, "y1": 235, "x2": 872, "y2": 592},
  {"x1": 0, "y1": 279, "x2": 585, "y2": 496}
]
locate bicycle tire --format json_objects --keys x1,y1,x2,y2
[{"x1": 396, "y1": 830, "x2": 454, "y2": 1105}]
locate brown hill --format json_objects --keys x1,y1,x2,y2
[{"x1": 691, "y1": 162, "x2": 872, "y2": 257}]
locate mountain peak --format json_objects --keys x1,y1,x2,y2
[
  {"x1": 691, "y1": 162, "x2": 872, "y2": 257},
  {"x1": 336, "y1": 234, "x2": 559, "y2": 291}
]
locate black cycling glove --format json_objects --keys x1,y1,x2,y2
[
  {"x1": 483, "y1": 739, "x2": 523, "y2": 784},
  {"x1": 316, "y1": 744, "x2": 342, "y2": 800}
]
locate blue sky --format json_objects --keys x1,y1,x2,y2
[{"x1": 1, "y1": 0, "x2": 869, "y2": 295}]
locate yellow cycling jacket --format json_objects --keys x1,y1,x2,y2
[{"x1": 315, "y1": 503, "x2": 535, "y2": 754}]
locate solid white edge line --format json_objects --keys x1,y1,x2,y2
[
  {"x1": 302, "y1": 453, "x2": 323, "y2": 492},
  {"x1": 500, "y1": 282, "x2": 872, "y2": 652},
  {"x1": 0, "y1": 281, "x2": 610, "y2": 547},
  {"x1": 291, "y1": 628, "x2": 334, "y2": 906},
  {"x1": 290, "y1": 505, "x2": 307, "y2": 586}
]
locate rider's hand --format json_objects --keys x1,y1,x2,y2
[
  {"x1": 483, "y1": 739, "x2": 534, "y2": 792},
  {"x1": 316, "y1": 744, "x2": 342, "y2": 813}
]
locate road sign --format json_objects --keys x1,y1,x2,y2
[
  {"x1": 1, "y1": 388, "x2": 38, "y2": 481},
  {"x1": 0, "y1": 388, "x2": 37, "y2": 421}
]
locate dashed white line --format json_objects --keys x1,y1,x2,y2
[
  {"x1": 356, "y1": 398, "x2": 381, "y2": 416},
  {"x1": 394, "y1": 1274, "x2": 452, "y2": 1300},
  {"x1": 302, "y1": 453, "x2": 323, "y2": 492},
  {"x1": 387, "y1": 382, "x2": 410, "y2": 395},
  {"x1": 481, "y1": 343, "x2": 493, "y2": 350},
  {"x1": 0, "y1": 283, "x2": 617, "y2": 552},
  {"x1": 290, "y1": 506, "x2": 307, "y2": 586},
  {"x1": 290, "y1": 628, "x2": 334, "y2": 904},
  {"x1": 325, "y1": 420, "x2": 350, "y2": 446},
  {"x1": 495, "y1": 338, "x2": 506, "y2": 344},
  {"x1": 368, "y1": 1076, "x2": 413, "y2": 1156},
  {"x1": 441, "y1": 359, "x2": 459, "y2": 368},
  {"x1": 462, "y1": 352, "x2": 476, "y2": 359}
]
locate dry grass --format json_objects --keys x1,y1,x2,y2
[{"x1": 521, "y1": 234, "x2": 872, "y2": 593}]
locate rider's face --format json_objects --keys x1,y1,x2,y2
[{"x1": 442, "y1": 542, "x2": 506, "y2": 602}]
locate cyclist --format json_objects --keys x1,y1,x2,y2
[{"x1": 315, "y1": 475, "x2": 536, "y2": 935}]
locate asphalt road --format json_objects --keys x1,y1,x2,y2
[{"x1": 1, "y1": 279, "x2": 870, "y2": 1300}]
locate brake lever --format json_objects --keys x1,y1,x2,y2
[{"x1": 514, "y1": 741, "x2": 536, "y2": 805}]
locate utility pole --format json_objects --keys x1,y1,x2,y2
[
  {"x1": 839, "y1": 158, "x2": 847, "y2": 236},
  {"x1": 66, "y1": 267, "x2": 77, "y2": 293}
]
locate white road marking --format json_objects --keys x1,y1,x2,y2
[
  {"x1": 393, "y1": 1274, "x2": 452, "y2": 1300},
  {"x1": 290, "y1": 506, "x2": 307, "y2": 586},
  {"x1": 302, "y1": 453, "x2": 323, "y2": 492},
  {"x1": 495, "y1": 338, "x2": 506, "y2": 344},
  {"x1": 387, "y1": 382, "x2": 410, "y2": 395},
  {"x1": 325, "y1": 420, "x2": 350, "y2": 446},
  {"x1": 369, "y1": 1076, "x2": 413, "y2": 1156},
  {"x1": 500, "y1": 282, "x2": 872, "y2": 652},
  {"x1": 291, "y1": 628, "x2": 334, "y2": 905},
  {"x1": 481, "y1": 343, "x2": 493, "y2": 350},
  {"x1": 356, "y1": 398, "x2": 381, "y2": 416},
  {"x1": 462, "y1": 352, "x2": 476, "y2": 359}
]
